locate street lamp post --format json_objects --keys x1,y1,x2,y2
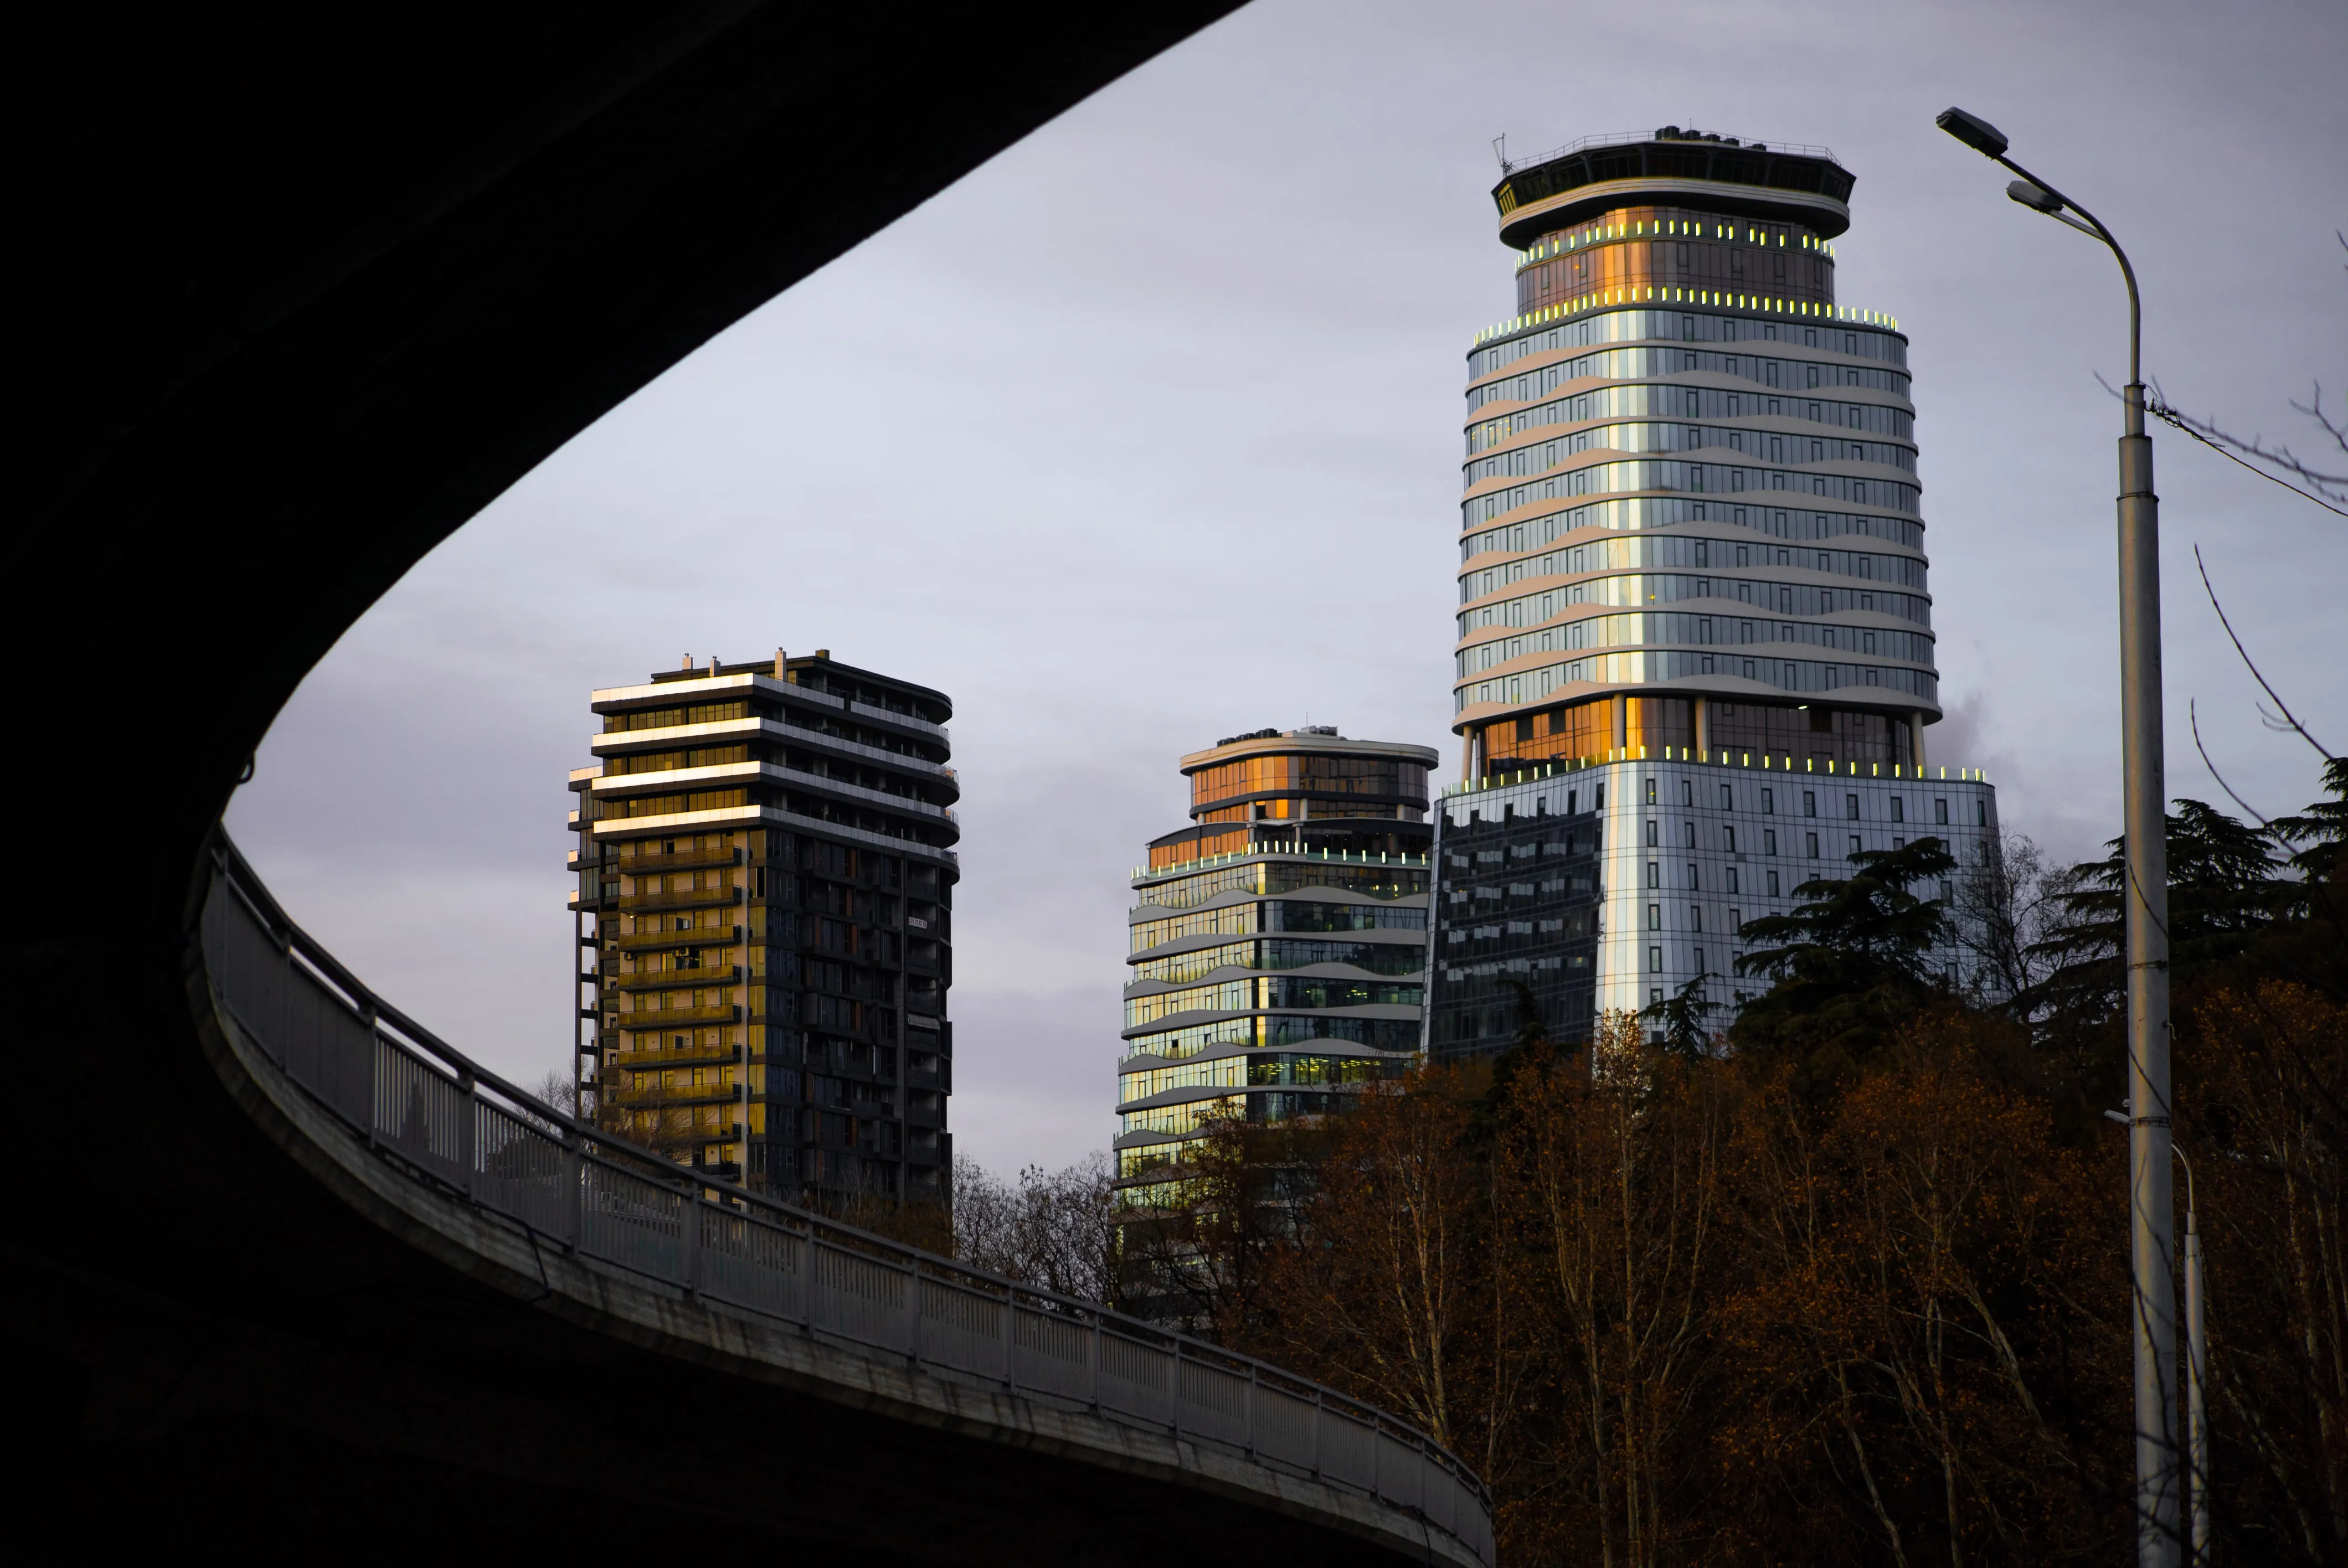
[
  {"x1": 2178, "y1": 1145, "x2": 2210, "y2": 1567},
  {"x1": 1939, "y1": 107, "x2": 2177, "y2": 1568}
]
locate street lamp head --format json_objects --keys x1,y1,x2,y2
[
  {"x1": 2006, "y1": 179, "x2": 2064, "y2": 214},
  {"x1": 1935, "y1": 106, "x2": 2010, "y2": 159}
]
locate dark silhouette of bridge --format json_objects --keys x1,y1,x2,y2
[{"x1": 4, "y1": 4, "x2": 1496, "y2": 1561}]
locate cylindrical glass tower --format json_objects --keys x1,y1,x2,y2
[
  {"x1": 1452, "y1": 129, "x2": 1935, "y2": 780},
  {"x1": 1427, "y1": 130, "x2": 1998, "y2": 1062}
]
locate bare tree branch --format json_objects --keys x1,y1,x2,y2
[
  {"x1": 2195, "y1": 544, "x2": 2337, "y2": 761},
  {"x1": 2191, "y1": 697, "x2": 2280, "y2": 830}
]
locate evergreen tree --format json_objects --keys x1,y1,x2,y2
[
  {"x1": 1641, "y1": 972, "x2": 1721, "y2": 1060},
  {"x1": 1729, "y1": 836, "x2": 1958, "y2": 1086},
  {"x1": 2025, "y1": 798, "x2": 2290, "y2": 1023}
]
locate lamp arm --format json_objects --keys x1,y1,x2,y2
[{"x1": 1994, "y1": 153, "x2": 2141, "y2": 389}]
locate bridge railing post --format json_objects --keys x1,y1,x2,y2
[
  {"x1": 683, "y1": 1188, "x2": 700, "y2": 1296},
  {"x1": 1003, "y1": 1282, "x2": 1017, "y2": 1395},
  {"x1": 1170, "y1": 1339, "x2": 1182, "y2": 1445},
  {"x1": 903, "y1": 1256, "x2": 918, "y2": 1359},
  {"x1": 457, "y1": 1070, "x2": 476, "y2": 1199},
  {"x1": 564, "y1": 1133, "x2": 583, "y2": 1251},
  {"x1": 1246, "y1": 1363, "x2": 1258, "y2": 1456}
]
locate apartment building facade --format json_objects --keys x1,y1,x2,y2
[{"x1": 570, "y1": 649, "x2": 957, "y2": 1201}]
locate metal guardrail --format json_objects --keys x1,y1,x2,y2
[{"x1": 197, "y1": 842, "x2": 1495, "y2": 1566}]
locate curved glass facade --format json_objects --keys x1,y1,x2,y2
[
  {"x1": 1454, "y1": 137, "x2": 1938, "y2": 780},
  {"x1": 1115, "y1": 729, "x2": 1438, "y2": 1208},
  {"x1": 1427, "y1": 132, "x2": 1999, "y2": 1061}
]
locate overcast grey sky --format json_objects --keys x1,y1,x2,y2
[{"x1": 229, "y1": 0, "x2": 2347, "y2": 1175}]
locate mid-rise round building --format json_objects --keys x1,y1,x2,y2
[{"x1": 1115, "y1": 728, "x2": 1438, "y2": 1207}]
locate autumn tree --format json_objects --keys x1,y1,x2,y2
[
  {"x1": 1251, "y1": 1070, "x2": 1499, "y2": 1457},
  {"x1": 1116, "y1": 1115, "x2": 1326, "y2": 1334},
  {"x1": 2182, "y1": 979, "x2": 2348, "y2": 1564},
  {"x1": 1499, "y1": 1012, "x2": 1731, "y2": 1568}
]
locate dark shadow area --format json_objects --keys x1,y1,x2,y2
[{"x1": 0, "y1": 8, "x2": 1499, "y2": 1560}]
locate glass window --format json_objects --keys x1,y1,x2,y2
[
  {"x1": 1936, "y1": 798, "x2": 1949, "y2": 824},
  {"x1": 1806, "y1": 832, "x2": 1819, "y2": 857},
  {"x1": 1846, "y1": 793, "x2": 1860, "y2": 820},
  {"x1": 1768, "y1": 869, "x2": 1781, "y2": 896}
]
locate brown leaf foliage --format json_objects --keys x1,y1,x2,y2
[
  {"x1": 1217, "y1": 1011, "x2": 2145, "y2": 1566},
  {"x1": 2185, "y1": 979, "x2": 2348, "y2": 1562}
]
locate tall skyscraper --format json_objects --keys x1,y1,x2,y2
[
  {"x1": 1429, "y1": 129, "x2": 1997, "y2": 1058},
  {"x1": 570, "y1": 649, "x2": 957, "y2": 1201},
  {"x1": 1115, "y1": 728, "x2": 1438, "y2": 1207}
]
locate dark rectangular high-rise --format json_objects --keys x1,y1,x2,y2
[{"x1": 570, "y1": 649, "x2": 957, "y2": 1203}]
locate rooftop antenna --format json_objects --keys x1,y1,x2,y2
[{"x1": 1492, "y1": 133, "x2": 1510, "y2": 173}]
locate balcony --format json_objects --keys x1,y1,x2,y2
[
  {"x1": 613, "y1": 963, "x2": 742, "y2": 994},
  {"x1": 618, "y1": 884, "x2": 742, "y2": 914},
  {"x1": 604, "y1": 1082, "x2": 747, "y2": 1110},
  {"x1": 614, "y1": 1003, "x2": 742, "y2": 1028},
  {"x1": 609, "y1": 1041, "x2": 744, "y2": 1070},
  {"x1": 614, "y1": 923, "x2": 742, "y2": 951},
  {"x1": 626, "y1": 845, "x2": 743, "y2": 873}
]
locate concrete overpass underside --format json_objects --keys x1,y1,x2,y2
[{"x1": 7, "y1": 5, "x2": 1489, "y2": 1561}]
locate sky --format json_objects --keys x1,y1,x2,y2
[{"x1": 229, "y1": 0, "x2": 2348, "y2": 1177}]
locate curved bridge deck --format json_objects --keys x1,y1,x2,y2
[{"x1": 196, "y1": 843, "x2": 1494, "y2": 1566}]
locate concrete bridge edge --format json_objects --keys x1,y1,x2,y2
[{"x1": 180, "y1": 919, "x2": 1479, "y2": 1568}]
